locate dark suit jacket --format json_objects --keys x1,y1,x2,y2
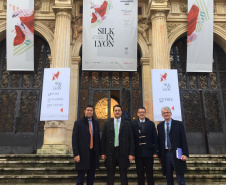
[
  {"x1": 72, "y1": 116, "x2": 100, "y2": 170},
  {"x1": 157, "y1": 119, "x2": 189, "y2": 175},
  {"x1": 132, "y1": 118, "x2": 158, "y2": 158},
  {"x1": 101, "y1": 118, "x2": 135, "y2": 169}
]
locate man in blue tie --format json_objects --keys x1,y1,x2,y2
[
  {"x1": 101, "y1": 105, "x2": 135, "y2": 185},
  {"x1": 157, "y1": 106, "x2": 189, "y2": 185}
]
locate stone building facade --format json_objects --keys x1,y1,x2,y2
[{"x1": 0, "y1": 0, "x2": 225, "y2": 154}]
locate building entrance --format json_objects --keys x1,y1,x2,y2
[
  {"x1": 171, "y1": 37, "x2": 226, "y2": 154},
  {"x1": 0, "y1": 36, "x2": 50, "y2": 153},
  {"x1": 78, "y1": 60, "x2": 143, "y2": 131}
]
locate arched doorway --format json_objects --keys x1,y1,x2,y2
[
  {"x1": 0, "y1": 35, "x2": 50, "y2": 154},
  {"x1": 78, "y1": 51, "x2": 143, "y2": 131},
  {"x1": 170, "y1": 37, "x2": 226, "y2": 154}
]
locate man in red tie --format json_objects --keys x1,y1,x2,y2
[{"x1": 72, "y1": 105, "x2": 100, "y2": 185}]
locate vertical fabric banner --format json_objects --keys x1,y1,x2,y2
[
  {"x1": 82, "y1": 0, "x2": 137, "y2": 71},
  {"x1": 7, "y1": 0, "x2": 34, "y2": 71},
  {"x1": 40, "y1": 68, "x2": 71, "y2": 121},
  {"x1": 151, "y1": 69, "x2": 182, "y2": 121},
  {"x1": 187, "y1": 0, "x2": 213, "y2": 72}
]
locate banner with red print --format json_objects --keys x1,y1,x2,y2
[
  {"x1": 40, "y1": 68, "x2": 71, "y2": 121},
  {"x1": 151, "y1": 69, "x2": 182, "y2": 121},
  {"x1": 7, "y1": 0, "x2": 34, "y2": 71},
  {"x1": 82, "y1": 0, "x2": 137, "y2": 71},
  {"x1": 187, "y1": 0, "x2": 213, "y2": 72}
]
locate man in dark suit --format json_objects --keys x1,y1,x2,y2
[
  {"x1": 101, "y1": 105, "x2": 135, "y2": 185},
  {"x1": 131, "y1": 106, "x2": 158, "y2": 185},
  {"x1": 72, "y1": 105, "x2": 100, "y2": 185},
  {"x1": 157, "y1": 106, "x2": 189, "y2": 185}
]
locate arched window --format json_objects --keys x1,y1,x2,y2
[
  {"x1": 0, "y1": 35, "x2": 50, "y2": 154},
  {"x1": 170, "y1": 37, "x2": 226, "y2": 154}
]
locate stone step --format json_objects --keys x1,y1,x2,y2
[
  {"x1": 0, "y1": 174, "x2": 225, "y2": 184},
  {"x1": 0, "y1": 166, "x2": 225, "y2": 175},
  {"x1": 0, "y1": 154, "x2": 226, "y2": 161}
]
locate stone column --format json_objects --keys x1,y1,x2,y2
[
  {"x1": 65, "y1": 56, "x2": 81, "y2": 152},
  {"x1": 37, "y1": 3, "x2": 72, "y2": 154},
  {"x1": 151, "y1": 9, "x2": 170, "y2": 69},
  {"x1": 140, "y1": 57, "x2": 154, "y2": 121}
]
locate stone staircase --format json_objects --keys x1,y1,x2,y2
[{"x1": 0, "y1": 154, "x2": 225, "y2": 185}]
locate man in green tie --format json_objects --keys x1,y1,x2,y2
[{"x1": 101, "y1": 105, "x2": 135, "y2": 185}]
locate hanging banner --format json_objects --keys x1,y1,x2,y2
[
  {"x1": 7, "y1": 0, "x2": 34, "y2": 71},
  {"x1": 82, "y1": 0, "x2": 137, "y2": 71},
  {"x1": 151, "y1": 69, "x2": 182, "y2": 121},
  {"x1": 40, "y1": 68, "x2": 71, "y2": 121},
  {"x1": 187, "y1": 0, "x2": 213, "y2": 72}
]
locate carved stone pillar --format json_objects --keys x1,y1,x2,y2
[
  {"x1": 151, "y1": 9, "x2": 170, "y2": 69},
  {"x1": 65, "y1": 56, "x2": 81, "y2": 152},
  {"x1": 52, "y1": 6, "x2": 72, "y2": 68},
  {"x1": 37, "y1": 3, "x2": 72, "y2": 154},
  {"x1": 140, "y1": 57, "x2": 154, "y2": 121}
]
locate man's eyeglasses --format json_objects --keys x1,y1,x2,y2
[
  {"x1": 162, "y1": 112, "x2": 171, "y2": 115},
  {"x1": 138, "y1": 112, "x2": 146, "y2": 114}
]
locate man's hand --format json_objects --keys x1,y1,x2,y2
[
  {"x1": 153, "y1": 154, "x2": 158, "y2": 158},
  {"x1": 181, "y1": 155, "x2": 188, "y2": 161},
  {"x1": 101, "y1": 155, "x2": 106, "y2": 160},
  {"x1": 74, "y1": 155, "x2": 80, "y2": 163},
  {"x1": 128, "y1": 155, "x2": 134, "y2": 162}
]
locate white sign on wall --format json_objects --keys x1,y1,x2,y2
[
  {"x1": 40, "y1": 68, "x2": 70, "y2": 121},
  {"x1": 151, "y1": 69, "x2": 182, "y2": 121},
  {"x1": 82, "y1": 0, "x2": 137, "y2": 71}
]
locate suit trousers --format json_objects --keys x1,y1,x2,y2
[
  {"x1": 76, "y1": 149, "x2": 96, "y2": 185},
  {"x1": 165, "y1": 150, "x2": 185, "y2": 185},
  {"x1": 107, "y1": 147, "x2": 128, "y2": 185},
  {"x1": 135, "y1": 157, "x2": 154, "y2": 185}
]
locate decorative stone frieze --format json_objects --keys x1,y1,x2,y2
[
  {"x1": 215, "y1": 23, "x2": 226, "y2": 30},
  {"x1": 167, "y1": 23, "x2": 184, "y2": 35},
  {"x1": 45, "y1": 121, "x2": 65, "y2": 128},
  {"x1": 34, "y1": 0, "x2": 41, "y2": 10},
  {"x1": 39, "y1": 21, "x2": 55, "y2": 34},
  {"x1": 180, "y1": 4, "x2": 187, "y2": 14},
  {"x1": 154, "y1": 0, "x2": 167, "y2": 3}
]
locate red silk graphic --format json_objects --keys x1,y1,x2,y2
[
  {"x1": 14, "y1": 25, "x2": 25, "y2": 46},
  {"x1": 94, "y1": 1, "x2": 108, "y2": 17},
  {"x1": 188, "y1": 5, "x2": 199, "y2": 36},
  {"x1": 19, "y1": 12, "x2": 34, "y2": 33}
]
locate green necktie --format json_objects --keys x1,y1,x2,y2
[{"x1": 114, "y1": 119, "x2": 119, "y2": 147}]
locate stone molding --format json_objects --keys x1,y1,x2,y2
[
  {"x1": 71, "y1": 56, "x2": 81, "y2": 65},
  {"x1": 140, "y1": 57, "x2": 150, "y2": 66}
]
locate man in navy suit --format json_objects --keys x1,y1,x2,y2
[
  {"x1": 131, "y1": 106, "x2": 158, "y2": 185},
  {"x1": 157, "y1": 106, "x2": 189, "y2": 185},
  {"x1": 72, "y1": 105, "x2": 100, "y2": 185}
]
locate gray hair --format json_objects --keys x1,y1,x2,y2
[{"x1": 161, "y1": 106, "x2": 171, "y2": 113}]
